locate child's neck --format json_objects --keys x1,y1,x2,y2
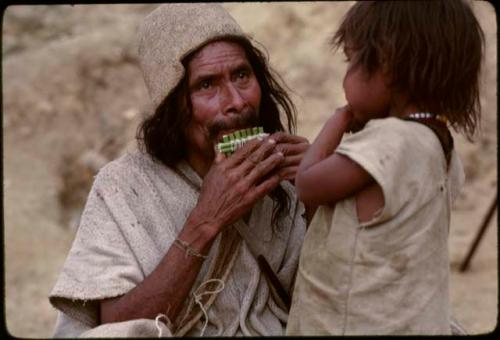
[
  {"x1": 390, "y1": 106, "x2": 421, "y2": 118},
  {"x1": 388, "y1": 95, "x2": 421, "y2": 118}
]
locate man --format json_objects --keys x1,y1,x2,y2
[{"x1": 49, "y1": 4, "x2": 309, "y2": 337}]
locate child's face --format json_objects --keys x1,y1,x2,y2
[{"x1": 342, "y1": 46, "x2": 391, "y2": 125}]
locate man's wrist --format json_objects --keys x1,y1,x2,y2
[{"x1": 180, "y1": 213, "x2": 221, "y2": 254}]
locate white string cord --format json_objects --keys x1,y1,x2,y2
[
  {"x1": 155, "y1": 313, "x2": 172, "y2": 337},
  {"x1": 192, "y1": 278, "x2": 225, "y2": 336}
]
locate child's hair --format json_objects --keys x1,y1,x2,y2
[{"x1": 331, "y1": 0, "x2": 485, "y2": 139}]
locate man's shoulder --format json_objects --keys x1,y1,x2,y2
[
  {"x1": 94, "y1": 150, "x2": 159, "y2": 186},
  {"x1": 98, "y1": 150, "x2": 141, "y2": 174}
]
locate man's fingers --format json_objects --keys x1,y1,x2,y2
[
  {"x1": 244, "y1": 151, "x2": 284, "y2": 185},
  {"x1": 268, "y1": 132, "x2": 309, "y2": 157},
  {"x1": 279, "y1": 154, "x2": 303, "y2": 167},
  {"x1": 214, "y1": 147, "x2": 226, "y2": 164},
  {"x1": 277, "y1": 166, "x2": 299, "y2": 181},
  {"x1": 250, "y1": 138, "x2": 277, "y2": 163},
  {"x1": 231, "y1": 139, "x2": 261, "y2": 164},
  {"x1": 225, "y1": 138, "x2": 263, "y2": 167},
  {"x1": 237, "y1": 138, "x2": 277, "y2": 174},
  {"x1": 246, "y1": 174, "x2": 282, "y2": 203},
  {"x1": 270, "y1": 132, "x2": 308, "y2": 144},
  {"x1": 274, "y1": 143, "x2": 309, "y2": 158}
]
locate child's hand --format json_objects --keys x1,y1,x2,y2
[
  {"x1": 335, "y1": 105, "x2": 365, "y2": 133},
  {"x1": 331, "y1": 105, "x2": 354, "y2": 132}
]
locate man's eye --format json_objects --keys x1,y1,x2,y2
[
  {"x1": 200, "y1": 80, "x2": 212, "y2": 89},
  {"x1": 235, "y1": 70, "x2": 250, "y2": 83}
]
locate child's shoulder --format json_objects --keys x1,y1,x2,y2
[
  {"x1": 342, "y1": 117, "x2": 440, "y2": 161},
  {"x1": 366, "y1": 116, "x2": 420, "y2": 131},
  {"x1": 363, "y1": 117, "x2": 435, "y2": 142}
]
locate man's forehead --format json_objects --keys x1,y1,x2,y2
[{"x1": 188, "y1": 40, "x2": 250, "y2": 73}]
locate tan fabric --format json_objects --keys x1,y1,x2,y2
[
  {"x1": 50, "y1": 150, "x2": 306, "y2": 337},
  {"x1": 53, "y1": 306, "x2": 173, "y2": 338},
  {"x1": 286, "y1": 117, "x2": 465, "y2": 335},
  {"x1": 137, "y1": 3, "x2": 248, "y2": 109}
]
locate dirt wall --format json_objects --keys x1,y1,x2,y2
[{"x1": 2, "y1": 2, "x2": 497, "y2": 337}]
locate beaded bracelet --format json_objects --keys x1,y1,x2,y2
[{"x1": 174, "y1": 238, "x2": 208, "y2": 259}]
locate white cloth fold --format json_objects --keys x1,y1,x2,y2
[{"x1": 50, "y1": 150, "x2": 306, "y2": 337}]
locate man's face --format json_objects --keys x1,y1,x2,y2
[{"x1": 184, "y1": 40, "x2": 262, "y2": 166}]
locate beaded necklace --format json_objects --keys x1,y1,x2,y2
[
  {"x1": 403, "y1": 112, "x2": 453, "y2": 167},
  {"x1": 406, "y1": 112, "x2": 448, "y2": 124}
]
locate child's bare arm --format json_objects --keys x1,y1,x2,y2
[{"x1": 296, "y1": 106, "x2": 375, "y2": 206}]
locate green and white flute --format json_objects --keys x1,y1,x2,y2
[{"x1": 217, "y1": 127, "x2": 269, "y2": 155}]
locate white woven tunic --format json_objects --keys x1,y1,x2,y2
[
  {"x1": 286, "y1": 118, "x2": 464, "y2": 335},
  {"x1": 50, "y1": 149, "x2": 306, "y2": 337}
]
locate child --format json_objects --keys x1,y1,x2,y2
[{"x1": 286, "y1": 0, "x2": 484, "y2": 335}]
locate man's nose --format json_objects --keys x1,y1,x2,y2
[{"x1": 220, "y1": 82, "x2": 245, "y2": 114}]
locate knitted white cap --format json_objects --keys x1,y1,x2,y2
[{"x1": 137, "y1": 3, "x2": 248, "y2": 110}]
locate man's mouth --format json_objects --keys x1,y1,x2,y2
[{"x1": 208, "y1": 107, "x2": 260, "y2": 144}]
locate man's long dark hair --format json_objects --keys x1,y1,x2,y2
[{"x1": 137, "y1": 36, "x2": 297, "y2": 230}]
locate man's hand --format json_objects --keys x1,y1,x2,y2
[
  {"x1": 188, "y1": 137, "x2": 285, "y2": 240},
  {"x1": 269, "y1": 132, "x2": 310, "y2": 182}
]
